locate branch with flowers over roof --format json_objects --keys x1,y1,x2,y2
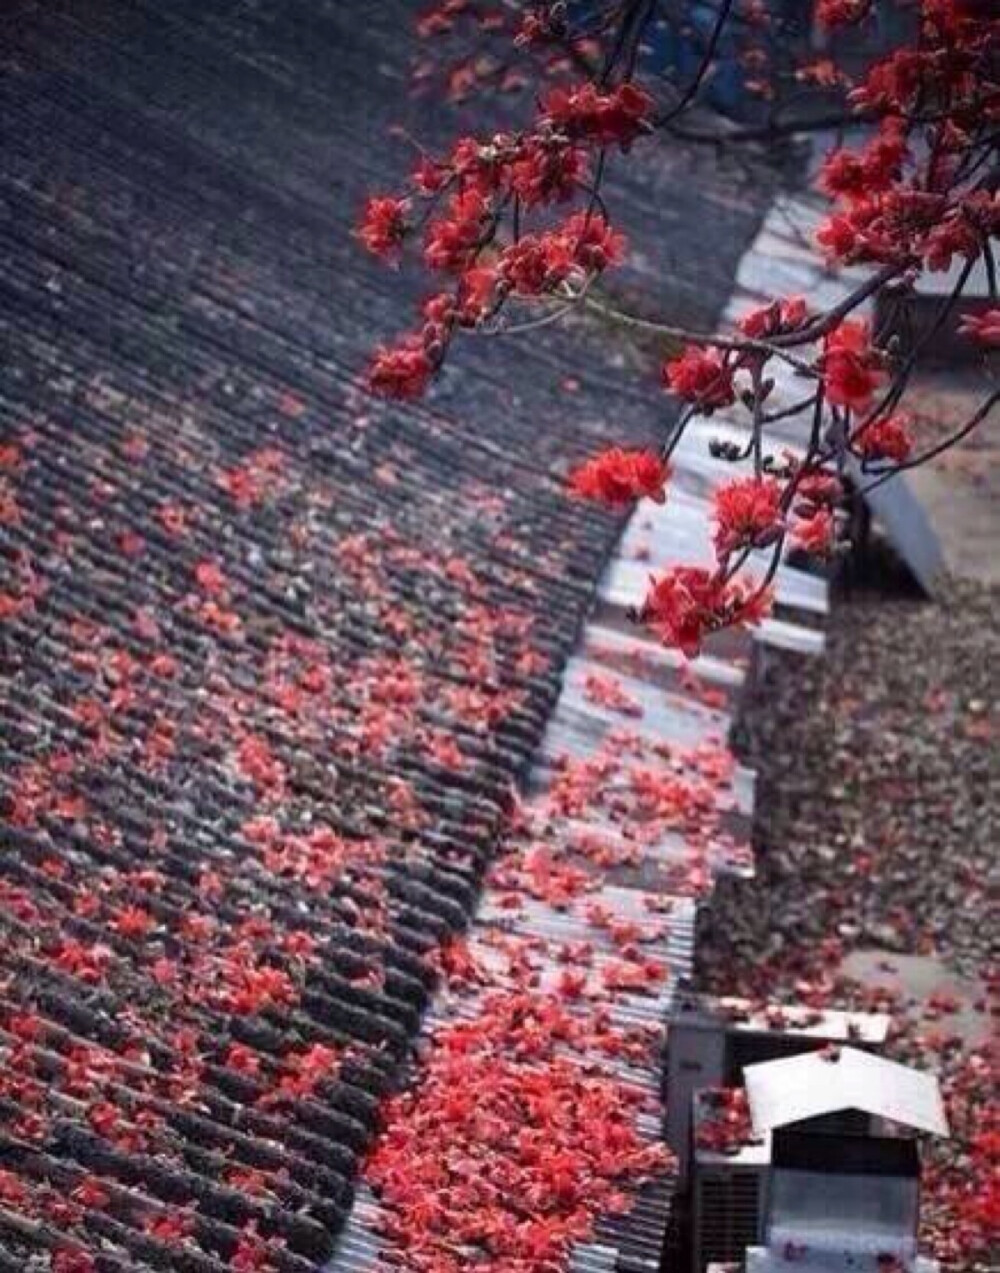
[{"x1": 360, "y1": 0, "x2": 1000, "y2": 656}]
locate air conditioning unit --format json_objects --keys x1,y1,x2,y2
[
  {"x1": 665, "y1": 993, "x2": 890, "y2": 1185},
  {"x1": 690, "y1": 1088, "x2": 771, "y2": 1273}
]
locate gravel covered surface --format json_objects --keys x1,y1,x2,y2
[
  {"x1": 700, "y1": 579, "x2": 998, "y2": 984},
  {"x1": 696, "y1": 576, "x2": 999, "y2": 1270}
]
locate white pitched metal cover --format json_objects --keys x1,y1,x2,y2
[{"x1": 743, "y1": 1046, "x2": 949, "y2": 1137}]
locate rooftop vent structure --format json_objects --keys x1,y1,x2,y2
[
  {"x1": 741, "y1": 1047, "x2": 949, "y2": 1273},
  {"x1": 665, "y1": 993, "x2": 891, "y2": 1184}
]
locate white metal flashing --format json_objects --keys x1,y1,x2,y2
[{"x1": 744, "y1": 1045, "x2": 950, "y2": 1138}]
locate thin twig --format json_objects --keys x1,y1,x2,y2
[{"x1": 581, "y1": 293, "x2": 819, "y2": 375}]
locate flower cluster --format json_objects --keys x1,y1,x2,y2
[
  {"x1": 568, "y1": 448, "x2": 670, "y2": 506},
  {"x1": 497, "y1": 214, "x2": 625, "y2": 297},
  {"x1": 712, "y1": 476, "x2": 783, "y2": 557},
  {"x1": 663, "y1": 346, "x2": 735, "y2": 410},
  {"x1": 823, "y1": 320, "x2": 887, "y2": 413},
  {"x1": 959, "y1": 309, "x2": 1000, "y2": 347},
  {"x1": 540, "y1": 82, "x2": 653, "y2": 149},
  {"x1": 360, "y1": 65, "x2": 654, "y2": 399},
  {"x1": 815, "y1": 14, "x2": 1000, "y2": 274},
  {"x1": 639, "y1": 567, "x2": 773, "y2": 659},
  {"x1": 854, "y1": 413, "x2": 914, "y2": 464}
]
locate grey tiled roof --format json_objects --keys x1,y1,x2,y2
[{"x1": 0, "y1": 2, "x2": 776, "y2": 1269}]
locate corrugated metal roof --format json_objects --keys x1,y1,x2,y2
[{"x1": 743, "y1": 1046, "x2": 950, "y2": 1138}]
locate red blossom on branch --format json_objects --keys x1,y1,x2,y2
[
  {"x1": 368, "y1": 339, "x2": 435, "y2": 400},
  {"x1": 959, "y1": 308, "x2": 1000, "y2": 347},
  {"x1": 663, "y1": 347, "x2": 736, "y2": 409},
  {"x1": 712, "y1": 477, "x2": 784, "y2": 557},
  {"x1": 823, "y1": 320, "x2": 887, "y2": 412},
  {"x1": 738, "y1": 296, "x2": 809, "y2": 338},
  {"x1": 639, "y1": 567, "x2": 773, "y2": 658},
  {"x1": 358, "y1": 195, "x2": 411, "y2": 262},
  {"x1": 510, "y1": 139, "x2": 588, "y2": 206},
  {"x1": 563, "y1": 211, "x2": 627, "y2": 271},
  {"x1": 791, "y1": 507, "x2": 836, "y2": 555},
  {"x1": 815, "y1": 0, "x2": 873, "y2": 28},
  {"x1": 568, "y1": 448, "x2": 671, "y2": 507},
  {"x1": 854, "y1": 412, "x2": 914, "y2": 463},
  {"x1": 541, "y1": 81, "x2": 653, "y2": 149},
  {"x1": 360, "y1": 0, "x2": 1000, "y2": 656}
]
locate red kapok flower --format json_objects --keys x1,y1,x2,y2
[
  {"x1": 568, "y1": 449, "x2": 671, "y2": 507},
  {"x1": 818, "y1": 148, "x2": 868, "y2": 201},
  {"x1": 663, "y1": 346, "x2": 735, "y2": 410},
  {"x1": 816, "y1": 0, "x2": 871, "y2": 26},
  {"x1": 738, "y1": 296, "x2": 808, "y2": 338},
  {"x1": 110, "y1": 905, "x2": 155, "y2": 940},
  {"x1": 225, "y1": 1043, "x2": 263, "y2": 1075},
  {"x1": 424, "y1": 187, "x2": 489, "y2": 273},
  {"x1": 854, "y1": 413, "x2": 913, "y2": 463},
  {"x1": 959, "y1": 308, "x2": 1000, "y2": 348},
  {"x1": 500, "y1": 233, "x2": 576, "y2": 295},
  {"x1": 639, "y1": 567, "x2": 773, "y2": 657},
  {"x1": 456, "y1": 265, "x2": 499, "y2": 321},
  {"x1": 794, "y1": 469, "x2": 843, "y2": 510},
  {"x1": 819, "y1": 126, "x2": 907, "y2": 205},
  {"x1": 145, "y1": 1210, "x2": 196, "y2": 1243},
  {"x1": 412, "y1": 155, "x2": 446, "y2": 195},
  {"x1": 541, "y1": 81, "x2": 653, "y2": 150},
  {"x1": 358, "y1": 196, "x2": 410, "y2": 262},
  {"x1": 194, "y1": 559, "x2": 227, "y2": 596},
  {"x1": 509, "y1": 140, "x2": 587, "y2": 207},
  {"x1": 823, "y1": 320, "x2": 886, "y2": 412},
  {"x1": 791, "y1": 508, "x2": 836, "y2": 555},
  {"x1": 367, "y1": 338, "x2": 434, "y2": 399},
  {"x1": 712, "y1": 477, "x2": 783, "y2": 557},
  {"x1": 0, "y1": 1171, "x2": 29, "y2": 1207},
  {"x1": 564, "y1": 212, "x2": 626, "y2": 272},
  {"x1": 816, "y1": 213, "x2": 862, "y2": 262},
  {"x1": 231, "y1": 1223, "x2": 281, "y2": 1272}
]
